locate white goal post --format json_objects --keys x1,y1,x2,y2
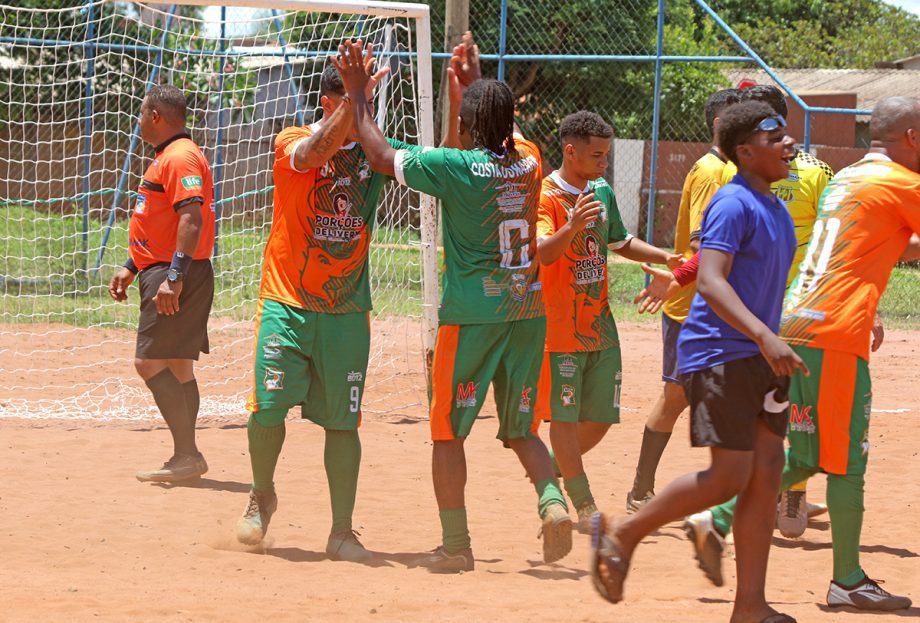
[{"x1": 0, "y1": 0, "x2": 438, "y2": 420}]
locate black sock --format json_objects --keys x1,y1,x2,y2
[
  {"x1": 631, "y1": 426, "x2": 672, "y2": 497},
  {"x1": 182, "y1": 379, "x2": 200, "y2": 431},
  {"x1": 145, "y1": 369, "x2": 197, "y2": 456}
]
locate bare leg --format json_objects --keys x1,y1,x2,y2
[
  {"x1": 730, "y1": 419, "x2": 786, "y2": 623},
  {"x1": 646, "y1": 381, "x2": 688, "y2": 432},
  {"x1": 575, "y1": 421, "x2": 612, "y2": 455},
  {"x1": 507, "y1": 435, "x2": 556, "y2": 485}
]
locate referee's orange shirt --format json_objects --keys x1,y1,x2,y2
[{"x1": 128, "y1": 133, "x2": 215, "y2": 270}]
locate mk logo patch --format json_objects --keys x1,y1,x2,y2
[
  {"x1": 456, "y1": 381, "x2": 479, "y2": 408},
  {"x1": 789, "y1": 404, "x2": 816, "y2": 433},
  {"x1": 263, "y1": 368, "x2": 284, "y2": 391},
  {"x1": 181, "y1": 175, "x2": 203, "y2": 189}
]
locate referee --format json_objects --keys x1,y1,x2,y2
[{"x1": 108, "y1": 85, "x2": 215, "y2": 483}]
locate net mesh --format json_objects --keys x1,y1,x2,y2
[{"x1": 0, "y1": 1, "x2": 431, "y2": 420}]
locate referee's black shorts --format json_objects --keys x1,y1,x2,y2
[{"x1": 135, "y1": 259, "x2": 213, "y2": 360}]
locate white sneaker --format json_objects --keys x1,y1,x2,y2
[
  {"x1": 827, "y1": 577, "x2": 912, "y2": 611},
  {"x1": 806, "y1": 501, "x2": 827, "y2": 518},
  {"x1": 776, "y1": 489, "x2": 807, "y2": 538},
  {"x1": 683, "y1": 510, "x2": 725, "y2": 587}
]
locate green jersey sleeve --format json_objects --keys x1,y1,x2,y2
[
  {"x1": 595, "y1": 182, "x2": 630, "y2": 245},
  {"x1": 394, "y1": 146, "x2": 469, "y2": 198}
]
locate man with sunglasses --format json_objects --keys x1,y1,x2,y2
[{"x1": 590, "y1": 101, "x2": 804, "y2": 623}]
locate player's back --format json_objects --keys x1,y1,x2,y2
[
  {"x1": 782, "y1": 153, "x2": 920, "y2": 360},
  {"x1": 395, "y1": 135, "x2": 545, "y2": 324}
]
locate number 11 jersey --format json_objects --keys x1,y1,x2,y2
[
  {"x1": 394, "y1": 135, "x2": 545, "y2": 324},
  {"x1": 782, "y1": 153, "x2": 920, "y2": 360}
]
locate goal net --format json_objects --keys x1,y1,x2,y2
[{"x1": 0, "y1": 0, "x2": 437, "y2": 420}]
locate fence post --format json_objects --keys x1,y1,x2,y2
[
  {"x1": 497, "y1": 0, "x2": 508, "y2": 81},
  {"x1": 81, "y1": 0, "x2": 96, "y2": 284},
  {"x1": 213, "y1": 6, "x2": 227, "y2": 258},
  {"x1": 645, "y1": 0, "x2": 665, "y2": 248},
  {"x1": 270, "y1": 10, "x2": 304, "y2": 127},
  {"x1": 93, "y1": 4, "x2": 178, "y2": 273},
  {"x1": 803, "y1": 108, "x2": 812, "y2": 152}
]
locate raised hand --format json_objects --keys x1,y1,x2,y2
[
  {"x1": 331, "y1": 39, "x2": 372, "y2": 98},
  {"x1": 633, "y1": 264, "x2": 680, "y2": 314},
  {"x1": 569, "y1": 193, "x2": 603, "y2": 232},
  {"x1": 450, "y1": 31, "x2": 481, "y2": 88}
]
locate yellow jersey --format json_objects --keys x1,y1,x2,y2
[
  {"x1": 661, "y1": 149, "x2": 727, "y2": 323},
  {"x1": 722, "y1": 150, "x2": 833, "y2": 287}
]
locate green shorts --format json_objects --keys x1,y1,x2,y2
[
  {"x1": 534, "y1": 348, "x2": 622, "y2": 426},
  {"x1": 246, "y1": 298, "x2": 369, "y2": 429},
  {"x1": 429, "y1": 316, "x2": 546, "y2": 442},
  {"x1": 786, "y1": 345, "x2": 872, "y2": 476}
]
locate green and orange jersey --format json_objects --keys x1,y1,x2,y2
[
  {"x1": 723, "y1": 150, "x2": 833, "y2": 286},
  {"x1": 259, "y1": 123, "x2": 406, "y2": 314},
  {"x1": 394, "y1": 134, "x2": 545, "y2": 324},
  {"x1": 128, "y1": 133, "x2": 215, "y2": 270},
  {"x1": 661, "y1": 150, "x2": 726, "y2": 323},
  {"x1": 782, "y1": 153, "x2": 920, "y2": 361},
  {"x1": 537, "y1": 172, "x2": 631, "y2": 352}
]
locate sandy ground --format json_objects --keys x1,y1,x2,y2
[{"x1": 1, "y1": 321, "x2": 918, "y2": 622}]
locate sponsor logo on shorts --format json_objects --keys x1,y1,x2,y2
[
  {"x1": 560, "y1": 384, "x2": 576, "y2": 407},
  {"x1": 347, "y1": 371, "x2": 364, "y2": 382},
  {"x1": 264, "y1": 367, "x2": 284, "y2": 391},
  {"x1": 456, "y1": 381, "x2": 479, "y2": 408},
  {"x1": 519, "y1": 386, "x2": 533, "y2": 413},
  {"x1": 557, "y1": 354, "x2": 578, "y2": 379},
  {"x1": 262, "y1": 333, "x2": 283, "y2": 360},
  {"x1": 861, "y1": 430, "x2": 870, "y2": 456},
  {"x1": 864, "y1": 391, "x2": 872, "y2": 420},
  {"x1": 180, "y1": 175, "x2": 203, "y2": 190},
  {"x1": 789, "y1": 404, "x2": 815, "y2": 434}
]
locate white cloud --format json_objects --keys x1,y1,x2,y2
[{"x1": 883, "y1": 0, "x2": 920, "y2": 14}]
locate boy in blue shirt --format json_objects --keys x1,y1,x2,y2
[{"x1": 590, "y1": 101, "x2": 807, "y2": 623}]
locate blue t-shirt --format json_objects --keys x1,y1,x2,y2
[{"x1": 677, "y1": 174, "x2": 795, "y2": 375}]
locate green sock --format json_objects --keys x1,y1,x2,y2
[
  {"x1": 248, "y1": 415, "x2": 285, "y2": 494},
  {"x1": 548, "y1": 448, "x2": 561, "y2": 478},
  {"x1": 563, "y1": 473, "x2": 594, "y2": 511},
  {"x1": 535, "y1": 477, "x2": 567, "y2": 517},
  {"x1": 710, "y1": 448, "x2": 814, "y2": 537},
  {"x1": 439, "y1": 508, "x2": 470, "y2": 553},
  {"x1": 828, "y1": 473, "x2": 867, "y2": 585},
  {"x1": 324, "y1": 429, "x2": 362, "y2": 534}
]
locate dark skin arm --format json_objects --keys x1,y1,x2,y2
[
  {"x1": 153, "y1": 201, "x2": 203, "y2": 316},
  {"x1": 697, "y1": 248, "x2": 808, "y2": 377},
  {"x1": 332, "y1": 40, "x2": 398, "y2": 176}
]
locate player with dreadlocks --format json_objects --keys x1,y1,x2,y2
[{"x1": 334, "y1": 35, "x2": 572, "y2": 572}]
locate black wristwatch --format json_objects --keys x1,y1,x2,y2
[{"x1": 166, "y1": 267, "x2": 183, "y2": 283}]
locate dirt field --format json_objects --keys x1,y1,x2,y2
[{"x1": 1, "y1": 321, "x2": 918, "y2": 622}]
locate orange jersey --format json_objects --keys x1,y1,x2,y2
[
  {"x1": 128, "y1": 134, "x2": 215, "y2": 270},
  {"x1": 782, "y1": 153, "x2": 920, "y2": 360},
  {"x1": 538, "y1": 172, "x2": 631, "y2": 352},
  {"x1": 259, "y1": 124, "x2": 399, "y2": 313}
]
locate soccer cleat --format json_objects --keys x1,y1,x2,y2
[
  {"x1": 540, "y1": 502, "x2": 573, "y2": 563},
  {"x1": 827, "y1": 577, "x2": 912, "y2": 611},
  {"x1": 777, "y1": 489, "x2": 808, "y2": 538},
  {"x1": 625, "y1": 490, "x2": 654, "y2": 514},
  {"x1": 326, "y1": 529, "x2": 373, "y2": 562},
  {"x1": 683, "y1": 510, "x2": 725, "y2": 587},
  {"x1": 136, "y1": 453, "x2": 208, "y2": 483},
  {"x1": 236, "y1": 489, "x2": 278, "y2": 545},
  {"x1": 410, "y1": 546, "x2": 474, "y2": 573},
  {"x1": 807, "y1": 501, "x2": 828, "y2": 518},
  {"x1": 576, "y1": 502, "x2": 599, "y2": 534}
]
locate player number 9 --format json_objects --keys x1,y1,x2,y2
[{"x1": 349, "y1": 386, "x2": 360, "y2": 413}]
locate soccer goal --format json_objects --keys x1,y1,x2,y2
[{"x1": 0, "y1": 0, "x2": 438, "y2": 420}]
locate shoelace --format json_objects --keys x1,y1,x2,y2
[
  {"x1": 784, "y1": 491, "x2": 805, "y2": 518},
  {"x1": 861, "y1": 577, "x2": 889, "y2": 595},
  {"x1": 243, "y1": 493, "x2": 261, "y2": 518}
]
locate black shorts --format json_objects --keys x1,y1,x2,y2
[
  {"x1": 661, "y1": 313, "x2": 682, "y2": 384},
  {"x1": 680, "y1": 354, "x2": 789, "y2": 451},
  {"x1": 135, "y1": 260, "x2": 213, "y2": 360}
]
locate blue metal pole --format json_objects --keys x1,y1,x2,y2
[
  {"x1": 271, "y1": 9, "x2": 304, "y2": 127},
  {"x1": 803, "y1": 109, "x2": 812, "y2": 151},
  {"x1": 498, "y1": 0, "x2": 508, "y2": 81},
  {"x1": 81, "y1": 0, "x2": 96, "y2": 281},
  {"x1": 213, "y1": 6, "x2": 227, "y2": 258},
  {"x1": 645, "y1": 0, "x2": 665, "y2": 248},
  {"x1": 93, "y1": 4, "x2": 177, "y2": 273}
]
